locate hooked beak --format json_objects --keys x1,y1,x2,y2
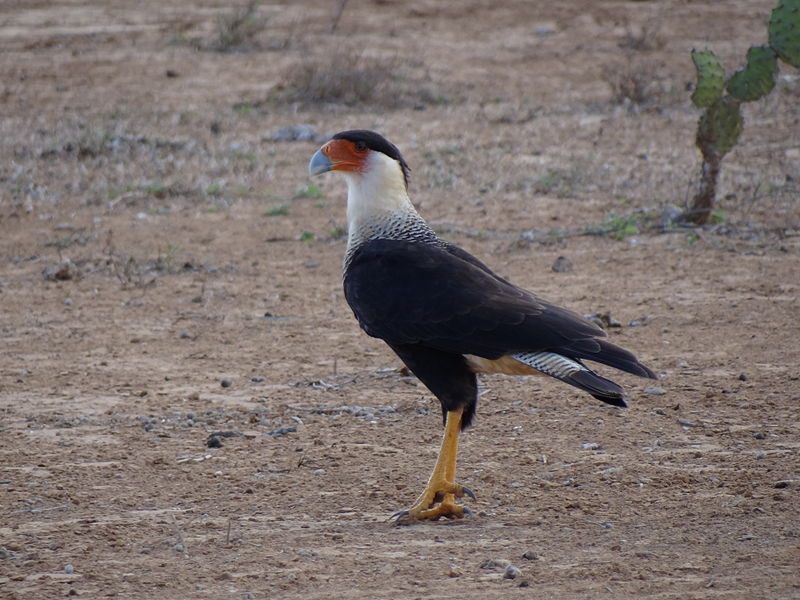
[{"x1": 308, "y1": 149, "x2": 333, "y2": 176}]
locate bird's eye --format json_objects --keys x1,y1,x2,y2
[{"x1": 354, "y1": 141, "x2": 367, "y2": 152}]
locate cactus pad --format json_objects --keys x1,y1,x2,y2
[
  {"x1": 769, "y1": 0, "x2": 800, "y2": 67},
  {"x1": 727, "y1": 46, "x2": 778, "y2": 101},
  {"x1": 691, "y1": 49, "x2": 726, "y2": 108},
  {"x1": 697, "y1": 98, "x2": 744, "y2": 157}
]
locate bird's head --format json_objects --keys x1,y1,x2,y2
[{"x1": 308, "y1": 130, "x2": 410, "y2": 190}]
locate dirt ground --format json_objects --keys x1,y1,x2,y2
[{"x1": 1, "y1": 1, "x2": 799, "y2": 598}]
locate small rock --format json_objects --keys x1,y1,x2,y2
[
  {"x1": 644, "y1": 386, "x2": 666, "y2": 396},
  {"x1": 210, "y1": 431, "x2": 242, "y2": 439},
  {"x1": 654, "y1": 409, "x2": 667, "y2": 415},
  {"x1": 207, "y1": 435, "x2": 223, "y2": 448},
  {"x1": 678, "y1": 418, "x2": 697, "y2": 427},
  {"x1": 220, "y1": 378, "x2": 232, "y2": 388},
  {"x1": 64, "y1": 297, "x2": 73, "y2": 306},
  {"x1": 581, "y1": 442, "x2": 601, "y2": 451},
  {"x1": 584, "y1": 312, "x2": 622, "y2": 329},
  {"x1": 313, "y1": 469, "x2": 325, "y2": 476},
  {"x1": 64, "y1": 564, "x2": 75, "y2": 574},
  {"x1": 43, "y1": 259, "x2": 79, "y2": 281},
  {"x1": 265, "y1": 426, "x2": 297, "y2": 437},
  {"x1": 174, "y1": 543, "x2": 185, "y2": 553},
  {"x1": 521, "y1": 550, "x2": 539, "y2": 560},
  {"x1": 503, "y1": 564, "x2": 522, "y2": 579},
  {"x1": 753, "y1": 431, "x2": 766, "y2": 440},
  {"x1": 480, "y1": 558, "x2": 509, "y2": 570},
  {"x1": 551, "y1": 256, "x2": 573, "y2": 273},
  {"x1": 658, "y1": 204, "x2": 683, "y2": 227},
  {"x1": 447, "y1": 564, "x2": 462, "y2": 577},
  {"x1": 270, "y1": 124, "x2": 320, "y2": 142},
  {"x1": 676, "y1": 360, "x2": 689, "y2": 368},
  {"x1": 250, "y1": 376, "x2": 265, "y2": 383},
  {"x1": 738, "y1": 372, "x2": 748, "y2": 381}
]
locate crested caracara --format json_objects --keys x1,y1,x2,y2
[{"x1": 309, "y1": 130, "x2": 656, "y2": 522}]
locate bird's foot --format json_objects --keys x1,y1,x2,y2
[{"x1": 391, "y1": 483, "x2": 476, "y2": 524}]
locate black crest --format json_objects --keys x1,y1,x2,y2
[{"x1": 332, "y1": 130, "x2": 410, "y2": 188}]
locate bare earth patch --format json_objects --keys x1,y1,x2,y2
[{"x1": 1, "y1": 1, "x2": 798, "y2": 599}]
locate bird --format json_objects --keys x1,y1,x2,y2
[{"x1": 308, "y1": 129, "x2": 657, "y2": 522}]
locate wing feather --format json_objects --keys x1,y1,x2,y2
[{"x1": 343, "y1": 239, "x2": 639, "y2": 372}]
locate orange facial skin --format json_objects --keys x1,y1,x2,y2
[{"x1": 321, "y1": 138, "x2": 369, "y2": 173}]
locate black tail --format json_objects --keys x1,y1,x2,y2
[
  {"x1": 562, "y1": 368, "x2": 628, "y2": 407},
  {"x1": 514, "y1": 340, "x2": 656, "y2": 408},
  {"x1": 565, "y1": 338, "x2": 657, "y2": 381}
]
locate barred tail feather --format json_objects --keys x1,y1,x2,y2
[{"x1": 512, "y1": 351, "x2": 628, "y2": 407}]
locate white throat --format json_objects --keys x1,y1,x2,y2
[{"x1": 341, "y1": 151, "x2": 415, "y2": 238}]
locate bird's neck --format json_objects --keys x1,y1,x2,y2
[
  {"x1": 341, "y1": 153, "x2": 440, "y2": 269},
  {"x1": 343, "y1": 153, "x2": 414, "y2": 228},
  {"x1": 343, "y1": 154, "x2": 431, "y2": 246}
]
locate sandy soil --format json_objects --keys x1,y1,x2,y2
[{"x1": 1, "y1": 1, "x2": 799, "y2": 598}]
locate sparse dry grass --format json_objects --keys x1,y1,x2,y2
[
  {"x1": 211, "y1": 0, "x2": 268, "y2": 52},
  {"x1": 279, "y1": 51, "x2": 435, "y2": 108},
  {"x1": 603, "y1": 59, "x2": 670, "y2": 108}
]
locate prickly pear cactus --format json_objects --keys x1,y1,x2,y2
[
  {"x1": 691, "y1": 50, "x2": 725, "y2": 108},
  {"x1": 697, "y1": 98, "x2": 744, "y2": 156},
  {"x1": 681, "y1": 0, "x2": 799, "y2": 226},
  {"x1": 727, "y1": 45, "x2": 778, "y2": 102},
  {"x1": 769, "y1": 0, "x2": 800, "y2": 67}
]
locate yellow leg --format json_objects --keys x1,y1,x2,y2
[{"x1": 393, "y1": 407, "x2": 475, "y2": 523}]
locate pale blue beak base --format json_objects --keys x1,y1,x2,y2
[{"x1": 308, "y1": 149, "x2": 333, "y2": 175}]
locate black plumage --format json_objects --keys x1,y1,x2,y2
[{"x1": 344, "y1": 238, "x2": 655, "y2": 428}]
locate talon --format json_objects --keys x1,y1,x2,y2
[{"x1": 461, "y1": 485, "x2": 476, "y2": 501}]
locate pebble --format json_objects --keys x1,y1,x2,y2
[
  {"x1": 521, "y1": 550, "x2": 539, "y2": 560},
  {"x1": 551, "y1": 256, "x2": 573, "y2": 272},
  {"x1": 269, "y1": 124, "x2": 321, "y2": 142},
  {"x1": 207, "y1": 435, "x2": 223, "y2": 448},
  {"x1": 250, "y1": 376, "x2": 265, "y2": 383},
  {"x1": 43, "y1": 259, "x2": 78, "y2": 281},
  {"x1": 174, "y1": 544, "x2": 184, "y2": 553},
  {"x1": 480, "y1": 558, "x2": 509, "y2": 570},
  {"x1": 220, "y1": 379, "x2": 232, "y2": 388},
  {"x1": 503, "y1": 564, "x2": 522, "y2": 579},
  {"x1": 644, "y1": 386, "x2": 667, "y2": 395},
  {"x1": 64, "y1": 564, "x2": 75, "y2": 574},
  {"x1": 265, "y1": 426, "x2": 297, "y2": 437},
  {"x1": 581, "y1": 442, "x2": 601, "y2": 451},
  {"x1": 738, "y1": 372, "x2": 748, "y2": 381}
]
